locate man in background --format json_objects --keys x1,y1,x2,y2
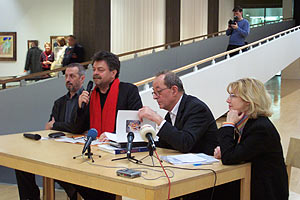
[
  {"x1": 62, "y1": 35, "x2": 84, "y2": 67},
  {"x1": 24, "y1": 40, "x2": 42, "y2": 74},
  {"x1": 226, "y1": 6, "x2": 250, "y2": 57}
]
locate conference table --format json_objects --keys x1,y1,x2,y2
[{"x1": 0, "y1": 130, "x2": 251, "y2": 200}]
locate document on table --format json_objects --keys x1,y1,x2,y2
[
  {"x1": 54, "y1": 136, "x2": 102, "y2": 145},
  {"x1": 160, "y1": 153, "x2": 219, "y2": 165}
]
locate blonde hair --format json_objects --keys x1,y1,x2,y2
[
  {"x1": 227, "y1": 78, "x2": 272, "y2": 118},
  {"x1": 56, "y1": 37, "x2": 66, "y2": 46},
  {"x1": 44, "y1": 42, "x2": 51, "y2": 48}
]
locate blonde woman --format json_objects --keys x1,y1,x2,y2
[
  {"x1": 215, "y1": 78, "x2": 288, "y2": 200},
  {"x1": 40, "y1": 42, "x2": 54, "y2": 71},
  {"x1": 50, "y1": 37, "x2": 67, "y2": 77}
]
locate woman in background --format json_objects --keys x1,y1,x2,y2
[
  {"x1": 215, "y1": 78, "x2": 289, "y2": 200},
  {"x1": 50, "y1": 37, "x2": 67, "y2": 77},
  {"x1": 40, "y1": 42, "x2": 54, "y2": 71}
]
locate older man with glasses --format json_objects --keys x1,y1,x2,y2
[{"x1": 138, "y1": 70, "x2": 218, "y2": 155}]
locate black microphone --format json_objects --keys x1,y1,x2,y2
[
  {"x1": 146, "y1": 133, "x2": 156, "y2": 150},
  {"x1": 23, "y1": 133, "x2": 41, "y2": 140},
  {"x1": 82, "y1": 128, "x2": 98, "y2": 154},
  {"x1": 82, "y1": 81, "x2": 93, "y2": 109},
  {"x1": 126, "y1": 132, "x2": 134, "y2": 158}
]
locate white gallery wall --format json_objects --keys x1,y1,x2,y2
[
  {"x1": 219, "y1": 0, "x2": 234, "y2": 31},
  {"x1": 0, "y1": 0, "x2": 73, "y2": 77},
  {"x1": 111, "y1": 0, "x2": 166, "y2": 55},
  {"x1": 180, "y1": 0, "x2": 208, "y2": 40}
]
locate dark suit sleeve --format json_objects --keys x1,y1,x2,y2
[
  {"x1": 158, "y1": 103, "x2": 211, "y2": 153},
  {"x1": 50, "y1": 99, "x2": 80, "y2": 133},
  {"x1": 127, "y1": 84, "x2": 143, "y2": 110},
  {"x1": 24, "y1": 50, "x2": 31, "y2": 71},
  {"x1": 219, "y1": 124, "x2": 267, "y2": 165},
  {"x1": 71, "y1": 105, "x2": 90, "y2": 134},
  {"x1": 77, "y1": 46, "x2": 84, "y2": 63}
]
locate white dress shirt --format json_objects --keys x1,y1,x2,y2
[{"x1": 157, "y1": 95, "x2": 183, "y2": 130}]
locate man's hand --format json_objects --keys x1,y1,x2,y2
[
  {"x1": 45, "y1": 117, "x2": 55, "y2": 130},
  {"x1": 138, "y1": 106, "x2": 163, "y2": 126},
  {"x1": 231, "y1": 23, "x2": 238, "y2": 29},
  {"x1": 78, "y1": 91, "x2": 90, "y2": 108}
]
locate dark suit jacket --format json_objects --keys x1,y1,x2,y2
[
  {"x1": 157, "y1": 94, "x2": 219, "y2": 155},
  {"x1": 62, "y1": 43, "x2": 84, "y2": 66},
  {"x1": 24, "y1": 47, "x2": 43, "y2": 73},
  {"x1": 50, "y1": 93, "x2": 81, "y2": 133},
  {"x1": 73, "y1": 82, "x2": 143, "y2": 134},
  {"x1": 219, "y1": 116, "x2": 289, "y2": 200}
]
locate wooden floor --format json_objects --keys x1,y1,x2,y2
[{"x1": 0, "y1": 76, "x2": 300, "y2": 199}]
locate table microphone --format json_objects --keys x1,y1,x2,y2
[
  {"x1": 126, "y1": 132, "x2": 134, "y2": 158},
  {"x1": 23, "y1": 133, "x2": 41, "y2": 140},
  {"x1": 82, "y1": 128, "x2": 98, "y2": 154},
  {"x1": 82, "y1": 81, "x2": 94, "y2": 109},
  {"x1": 140, "y1": 124, "x2": 156, "y2": 150}
]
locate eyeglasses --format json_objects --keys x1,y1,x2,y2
[{"x1": 152, "y1": 88, "x2": 169, "y2": 97}]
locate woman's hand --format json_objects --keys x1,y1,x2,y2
[
  {"x1": 226, "y1": 110, "x2": 245, "y2": 124},
  {"x1": 214, "y1": 146, "x2": 221, "y2": 159}
]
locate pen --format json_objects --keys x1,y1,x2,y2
[{"x1": 193, "y1": 163, "x2": 202, "y2": 166}]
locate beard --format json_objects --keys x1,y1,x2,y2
[{"x1": 66, "y1": 82, "x2": 78, "y2": 93}]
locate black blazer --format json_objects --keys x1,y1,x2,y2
[
  {"x1": 157, "y1": 94, "x2": 219, "y2": 155},
  {"x1": 73, "y1": 82, "x2": 143, "y2": 134},
  {"x1": 50, "y1": 94, "x2": 79, "y2": 133},
  {"x1": 219, "y1": 116, "x2": 289, "y2": 200},
  {"x1": 62, "y1": 43, "x2": 84, "y2": 66}
]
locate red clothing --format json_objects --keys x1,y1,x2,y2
[{"x1": 40, "y1": 51, "x2": 54, "y2": 70}]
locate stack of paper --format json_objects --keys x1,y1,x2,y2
[
  {"x1": 54, "y1": 136, "x2": 101, "y2": 145},
  {"x1": 160, "y1": 153, "x2": 219, "y2": 165}
]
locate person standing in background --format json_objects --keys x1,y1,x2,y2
[
  {"x1": 226, "y1": 6, "x2": 250, "y2": 57},
  {"x1": 24, "y1": 40, "x2": 42, "y2": 74},
  {"x1": 62, "y1": 35, "x2": 84, "y2": 67},
  {"x1": 40, "y1": 42, "x2": 54, "y2": 71},
  {"x1": 50, "y1": 37, "x2": 68, "y2": 77}
]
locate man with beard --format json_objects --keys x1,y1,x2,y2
[
  {"x1": 15, "y1": 63, "x2": 85, "y2": 200},
  {"x1": 44, "y1": 63, "x2": 85, "y2": 132},
  {"x1": 72, "y1": 50, "x2": 143, "y2": 199}
]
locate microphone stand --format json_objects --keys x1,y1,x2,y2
[
  {"x1": 111, "y1": 151, "x2": 141, "y2": 163},
  {"x1": 73, "y1": 146, "x2": 101, "y2": 162},
  {"x1": 138, "y1": 141, "x2": 162, "y2": 166}
]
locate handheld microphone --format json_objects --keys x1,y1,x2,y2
[
  {"x1": 126, "y1": 132, "x2": 134, "y2": 158},
  {"x1": 23, "y1": 133, "x2": 41, "y2": 140},
  {"x1": 82, "y1": 128, "x2": 98, "y2": 154},
  {"x1": 140, "y1": 124, "x2": 156, "y2": 150},
  {"x1": 82, "y1": 81, "x2": 94, "y2": 109}
]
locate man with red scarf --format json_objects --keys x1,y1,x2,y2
[{"x1": 72, "y1": 51, "x2": 142, "y2": 199}]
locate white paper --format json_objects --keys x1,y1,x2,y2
[
  {"x1": 160, "y1": 153, "x2": 219, "y2": 165},
  {"x1": 54, "y1": 136, "x2": 101, "y2": 145}
]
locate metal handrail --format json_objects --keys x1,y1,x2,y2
[
  {"x1": 0, "y1": 18, "x2": 293, "y2": 88},
  {"x1": 134, "y1": 25, "x2": 300, "y2": 87}
]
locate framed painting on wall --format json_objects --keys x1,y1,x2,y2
[
  {"x1": 0, "y1": 32, "x2": 17, "y2": 61},
  {"x1": 50, "y1": 35, "x2": 68, "y2": 50},
  {"x1": 27, "y1": 40, "x2": 38, "y2": 49}
]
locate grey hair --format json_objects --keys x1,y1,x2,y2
[
  {"x1": 66, "y1": 63, "x2": 85, "y2": 76},
  {"x1": 156, "y1": 70, "x2": 184, "y2": 92}
]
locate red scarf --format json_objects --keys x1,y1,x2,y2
[{"x1": 89, "y1": 78, "x2": 120, "y2": 137}]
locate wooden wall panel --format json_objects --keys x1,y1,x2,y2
[
  {"x1": 166, "y1": 0, "x2": 180, "y2": 46},
  {"x1": 74, "y1": 0, "x2": 111, "y2": 61}
]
